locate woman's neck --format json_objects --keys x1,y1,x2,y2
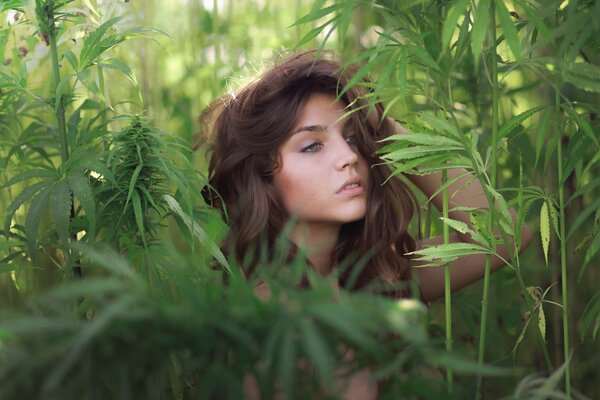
[{"x1": 290, "y1": 222, "x2": 340, "y2": 276}]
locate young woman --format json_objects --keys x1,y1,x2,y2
[
  {"x1": 200, "y1": 49, "x2": 532, "y2": 303},
  {"x1": 199, "y1": 49, "x2": 532, "y2": 400}
]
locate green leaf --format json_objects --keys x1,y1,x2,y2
[
  {"x1": 497, "y1": 105, "x2": 545, "y2": 139},
  {"x1": 512, "y1": 307, "x2": 533, "y2": 359},
  {"x1": 496, "y1": 0, "x2": 521, "y2": 60},
  {"x1": 124, "y1": 163, "x2": 143, "y2": 211},
  {"x1": 4, "y1": 181, "x2": 49, "y2": 235},
  {"x1": 291, "y1": 0, "x2": 338, "y2": 26},
  {"x1": 0, "y1": 168, "x2": 55, "y2": 189},
  {"x1": 439, "y1": 217, "x2": 488, "y2": 246},
  {"x1": 63, "y1": 50, "x2": 78, "y2": 70},
  {"x1": 96, "y1": 58, "x2": 138, "y2": 87},
  {"x1": 25, "y1": 186, "x2": 52, "y2": 259},
  {"x1": 516, "y1": 0, "x2": 552, "y2": 45},
  {"x1": 408, "y1": 242, "x2": 493, "y2": 264},
  {"x1": 540, "y1": 201, "x2": 550, "y2": 266},
  {"x1": 534, "y1": 109, "x2": 552, "y2": 167},
  {"x1": 442, "y1": 0, "x2": 470, "y2": 50},
  {"x1": 67, "y1": 172, "x2": 96, "y2": 240},
  {"x1": 579, "y1": 293, "x2": 600, "y2": 341},
  {"x1": 340, "y1": 50, "x2": 388, "y2": 97},
  {"x1": 131, "y1": 189, "x2": 147, "y2": 248},
  {"x1": 419, "y1": 113, "x2": 461, "y2": 138},
  {"x1": 471, "y1": 0, "x2": 490, "y2": 65},
  {"x1": 50, "y1": 180, "x2": 72, "y2": 248},
  {"x1": 379, "y1": 133, "x2": 462, "y2": 147},
  {"x1": 299, "y1": 320, "x2": 334, "y2": 384},
  {"x1": 567, "y1": 197, "x2": 600, "y2": 241},
  {"x1": 163, "y1": 194, "x2": 232, "y2": 275},
  {"x1": 79, "y1": 16, "x2": 126, "y2": 70},
  {"x1": 382, "y1": 145, "x2": 463, "y2": 162},
  {"x1": 279, "y1": 325, "x2": 297, "y2": 399},
  {"x1": 538, "y1": 305, "x2": 546, "y2": 342}
]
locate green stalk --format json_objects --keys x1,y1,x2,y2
[
  {"x1": 475, "y1": 2, "x2": 499, "y2": 397},
  {"x1": 47, "y1": 4, "x2": 82, "y2": 279},
  {"x1": 49, "y1": 25, "x2": 68, "y2": 164},
  {"x1": 556, "y1": 78, "x2": 571, "y2": 399},
  {"x1": 442, "y1": 168, "x2": 453, "y2": 393}
]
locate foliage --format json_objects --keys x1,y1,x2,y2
[{"x1": 0, "y1": 0, "x2": 599, "y2": 399}]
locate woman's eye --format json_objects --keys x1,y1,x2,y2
[
  {"x1": 345, "y1": 135, "x2": 358, "y2": 145},
  {"x1": 301, "y1": 142, "x2": 322, "y2": 153}
]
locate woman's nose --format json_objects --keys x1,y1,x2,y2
[{"x1": 334, "y1": 141, "x2": 359, "y2": 170}]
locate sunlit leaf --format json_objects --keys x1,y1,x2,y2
[{"x1": 540, "y1": 201, "x2": 550, "y2": 266}]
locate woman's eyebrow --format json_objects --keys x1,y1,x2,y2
[
  {"x1": 292, "y1": 119, "x2": 352, "y2": 135},
  {"x1": 292, "y1": 125, "x2": 328, "y2": 135}
]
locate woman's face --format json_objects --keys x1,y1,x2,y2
[{"x1": 272, "y1": 93, "x2": 370, "y2": 229}]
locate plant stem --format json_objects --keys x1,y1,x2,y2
[
  {"x1": 476, "y1": 2, "x2": 498, "y2": 397},
  {"x1": 47, "y1": 5, "x2": 81, "y2": 279},
  {"x1": 442, "y1": 168, "x2": 453, "y2": 393},
  {"x1": 556, "y1": 78, "x2": 571, "y2": 400},
  {"x1": 49, "y1": 26, "x2": 68, "y2": 165}
]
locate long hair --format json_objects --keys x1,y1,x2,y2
[{"x1": 199, "y1": 50, "x2": 417, "y2": 297}]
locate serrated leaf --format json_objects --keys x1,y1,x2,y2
[
  {"x1": 540, "y1": 201, "x2": 550, "y2": 266},
  {"x1": 496, "y1": 0, "x2": 521, "y2": 60},
  {"x1": 50, "y1": 180, "x2": 72, "y2": 248},
  {"x1": 96, "y1": 58, "x2": 138, "y2": 87},
  {"x1": 419, "y1": 113, "x2": 461, "y2": 138},
  {"x1": 512, "y1": 308, "x2": 532, "y2": 359},
  {"x1": 567, "y1": 197, "x2": 600, "y2": 241},
  {"x1": 4, "y1": 181, "x2": 49, "y2": 235},
  {"x1": 131, "y1": 189, "x2": 147, "y2": 248},
  {"x1": 538, "y1": 305, "x2": 546, "y2": 342},
  {"x1": 340, "y1": 50, "x2": 388, "y2": 97},
  {"x1": 25, "y1": 186, "x2": 52, "y2": 259},
  {"x1": 124, "y1": 163, "x2": 143, "y2": 211},
  {"x1": 439, "y1": 217, "x2": 488, "y2": 246},
  {"x1": 300, "y1": 320, "x2": 334, "y2": 385},
  {"x1": 382, "y1": 145, "x2": 463, "y2": 162},
  {"x1": 442, "y1": 0, "x2": 470, "y2": 50},
  {"x1": 80, "y1": 16, "x2": 125, "y2": 70},
  {"x1": 379, "y1": 133, "x2": 462, "y2": 147},
  {"x1": 63, "y1": 50, "x2": 78, "y2": 70},
  {"x1": 67, "y1": 172, "x2": 96, "y2": 240},
  {"x1": 535, "y1": 109, "x2": 552, "y2": 167},
  {"x1": 408, "y1": 242, "x2": 492, "y2": 264},
  {"x1": 516, "y1": 0, "x2": 552, "y2": 45},
  {"x1": 498, "y1": 105, "x2": 545, "y2": 139},
  {"x1": 0, "y1": 168, "x2": 55, "y2": 189},
  {"x1": 291, "y1": 0, "x2": 338, "y2": 26},
  {"x1": 163, "y1": 194, "x2": 231, "y2": 275},
  {"x1": 471, "y1": 0, "x2": 489, "y2": 65}
]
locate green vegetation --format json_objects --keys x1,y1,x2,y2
[{"x1": 1, "y1": 0, "x2": 599, "y2": 398}]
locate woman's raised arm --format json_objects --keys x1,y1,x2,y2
[{"x1": 405, "y1": 161, "x2": 532, "y2": 302}]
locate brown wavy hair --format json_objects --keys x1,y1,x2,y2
[{"x1": 199, "y1": 50, "x2": 417, "y2": 296}]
